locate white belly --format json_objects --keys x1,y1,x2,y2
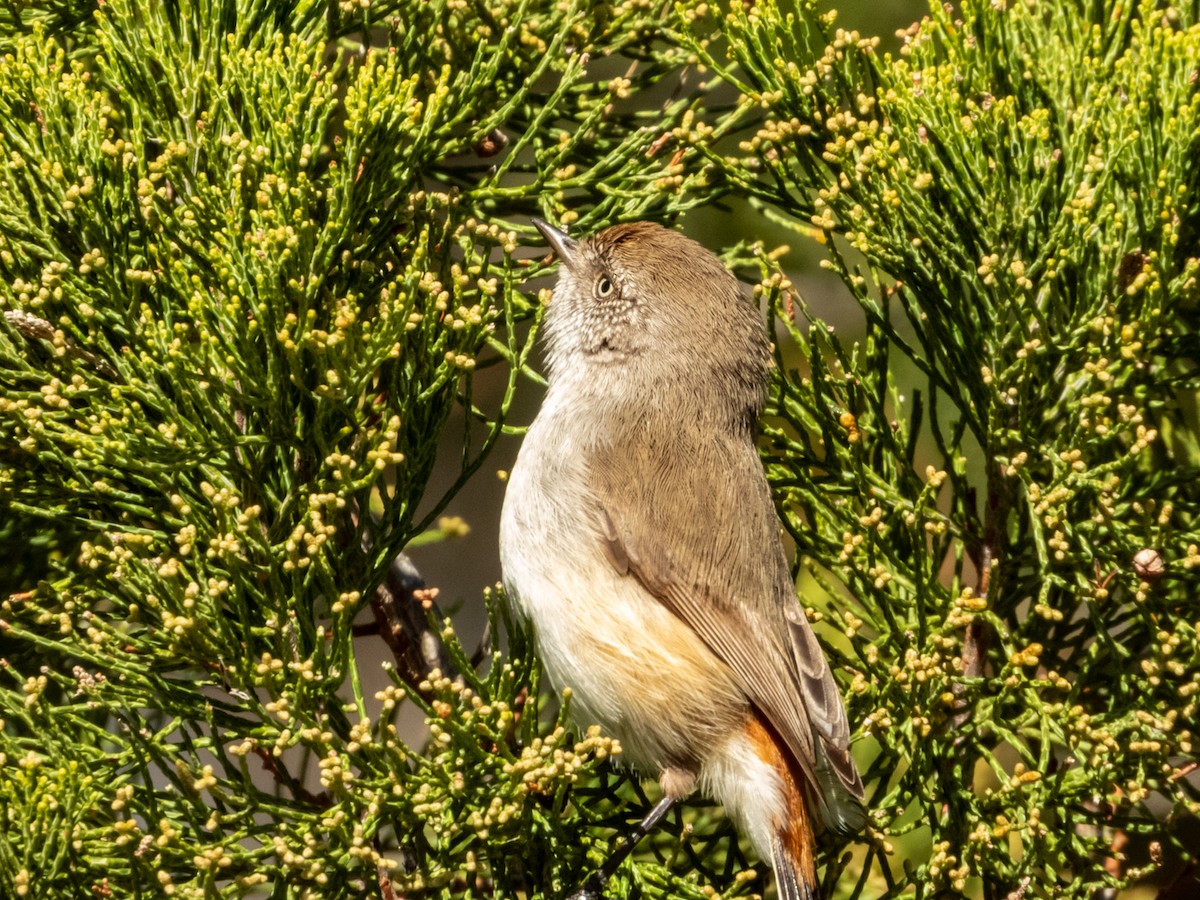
[{"x1": 499, "y1": 430, "x2": 745, "y2": 774}]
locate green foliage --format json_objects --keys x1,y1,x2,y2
[
  {"x1": 681, "y1": 0, "x2": 1200, "y2": 896},
  {"x1": 2, "y1": 0, "x2": 1198, "y2": 898},
  {"x1": 0, "y1": 0, "x2": 738, "y2": 896}
]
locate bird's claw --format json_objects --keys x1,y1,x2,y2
[{"x1": 566, "y1": 873, "x2": 613, "y2": 900}]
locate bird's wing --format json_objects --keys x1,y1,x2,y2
[{"x1": 588, "y1": 425, "x2": 865, "y2": 833}]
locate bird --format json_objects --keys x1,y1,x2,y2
[{"x1": 499, "y1": 218, "x2": 865, "y2": 900}]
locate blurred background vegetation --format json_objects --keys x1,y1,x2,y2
[{"x1": 0, "y1": 0, "x2": 1196, "y2": 898}]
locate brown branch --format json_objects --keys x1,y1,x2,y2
[
  {"x1": 378, "y1": 863, "x2": 398, "y2": 900},
  {"x1": 4, "y1": 310, "x2": 121, "y2": 381},
  {"x1": 1171, "y1": 761, "x2": 1198, "y2": 782},
  {"x1": 369, "y1": 553, "x2": 455, "y2": 687},
  {"x1": 962, "y1": 544, "x2": 993, "y2": 681},
  {"x1": 367, "y1": 554, "x2": 462, "y2": 896},
  {"x1": 1104, "y1": 824, "x2": 1129, "y2": 884},
  {"x1": 1003, "y1": 876, "x2": 1031, "y2": 900},
  {"x1": 953, "y1": 462, "x2": 1009, "y2": 734}
]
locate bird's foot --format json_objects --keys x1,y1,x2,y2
[{"x1": 566, "y1": 872, "x2": 613, "y2": 900}]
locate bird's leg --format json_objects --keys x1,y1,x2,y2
[
  {"x1": 570, "y1": 769, "x2": 694, "y2": 900},
  {"x1": 568, "y1": 795, "x2": 676, "y2": 900}
]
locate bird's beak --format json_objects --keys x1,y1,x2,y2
[{"x1": 532, "y1": 217, "x2": 580, "y2": 268}]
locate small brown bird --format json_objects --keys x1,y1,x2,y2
[{"x1": 499, "y1": 219, "x2": 865, "y2": 899}]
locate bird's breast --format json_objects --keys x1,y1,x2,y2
[{"x1": 499, "y1": 412, "x2": 747, "y2": 773}]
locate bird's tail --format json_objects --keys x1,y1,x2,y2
[
  {"x1": 772, "y1": 836, "x2": 817, "y2": 900},
  {"x1": 744, "y1": 715, "x2": 819, "y2": 900}
]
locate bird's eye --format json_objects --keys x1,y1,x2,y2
[{"x1": 594, "y1": 275, "x2": 615, "y2": 298}]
